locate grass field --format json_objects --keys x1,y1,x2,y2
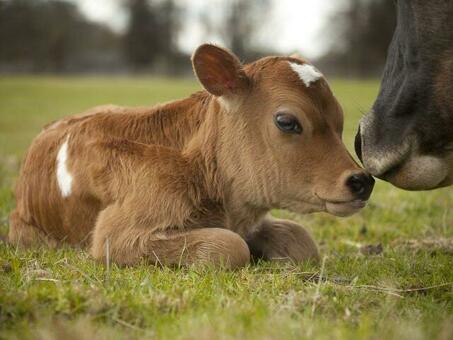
[{"x1": 0, "y1": 76, "x2": 452, "y2": 340}]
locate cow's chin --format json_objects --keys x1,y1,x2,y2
[{"x1": 384, "y1": 155, "x2": 450, "y2": 190}]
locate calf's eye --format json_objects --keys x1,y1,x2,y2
[{"x1": 273, "y1": 113, "x2": 302, "y2": 134}]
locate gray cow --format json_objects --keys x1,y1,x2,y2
[{"x1": 355, "y1": 0, "x2": 453, "y2": 190}]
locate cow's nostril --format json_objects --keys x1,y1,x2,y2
[
  {"x1": 346, "y1": 173, "x2": 374, "y2": 200},
  {"x1": 354, "y1": 127, "x2": 363, "y2": 163}
]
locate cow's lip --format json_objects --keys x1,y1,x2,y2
[
  {"x1": 381, "y1": 155, "x2": 449, "y2": 190},
  {"x1": 318, "y1": 196, "x2": 368, "y2": 217}
]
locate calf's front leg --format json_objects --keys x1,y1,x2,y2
[
  {"x1": 90, "y1": 204, "x2": 250, "y2": 269},
  {"x1": 245, "y1": 217, "x2": 320, "y2": 263}
]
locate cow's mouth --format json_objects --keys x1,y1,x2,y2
[
  {"x1": 324, "y1": 198, "x2": 367, "y2": 217},
  {"x1": 381, "y1": 154, "x2": 450, "y2": 190}
]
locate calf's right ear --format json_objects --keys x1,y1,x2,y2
[{"x1": 192, "y1": 44, "x2": 249, "y2": 97}]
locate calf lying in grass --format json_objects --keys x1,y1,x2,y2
[{"x1": 9, "y1": 44, "x2": 374, "y2": 268}]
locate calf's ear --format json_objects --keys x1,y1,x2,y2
[{"x1": 192, "y1": 44, "x2": 249, "y2": 97}]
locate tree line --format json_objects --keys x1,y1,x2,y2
[
  {"x1": 318, "y1": 0, "x2": 396, "y2": 77},
  {"x1": 0, "y1": 0, "x2": 395, "y2": 76}
]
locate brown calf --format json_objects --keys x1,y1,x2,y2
[{"x1": 9, "y1": 44, "x2": 374, "y2": 268}]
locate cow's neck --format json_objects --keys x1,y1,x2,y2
[{"x1": 407, "y1": 0, "x2": 453, "y2": 62}]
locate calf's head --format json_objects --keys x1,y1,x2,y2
[
  {"x1": 192, "y1": 44, "x2": 374, "y2": 217},
  {"x1": 355, "y1": 0, "x2": 453, "y2": 190}
]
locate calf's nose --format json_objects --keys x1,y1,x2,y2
[{"x1": 346, "y1": 173, "x2": 374, "y2": 200}]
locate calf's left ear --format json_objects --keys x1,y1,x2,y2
[{"x1": 192, "y1": 44, "x2": 249, "y2": 97}]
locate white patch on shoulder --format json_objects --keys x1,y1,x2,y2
[
  {"x1": 56, "y1": 135, "x2": 73, "y2": 198},
  {"x1": 288, "y1": 62, "x2": 323, "y2": 87}
]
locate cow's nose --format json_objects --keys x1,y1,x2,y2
[
  {"x1": 346, "y1": 173, "x2": 374, "y2": 200},
  {"x1": 354, "y1": 126, "x2": 363, "y2": 163}
]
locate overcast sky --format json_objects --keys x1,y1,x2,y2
[{"x1": 70, "y1": 0, "x2": 337, "y2": 58}]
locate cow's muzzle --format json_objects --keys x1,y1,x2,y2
[{"x1": 356, "y1": 121, "x2": 450, "y2": 190}]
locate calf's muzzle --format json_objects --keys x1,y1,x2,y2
[{"x1": 346, "y1": 173, "x2": 374, "y2": 201}]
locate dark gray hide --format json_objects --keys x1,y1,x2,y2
[{"x1": 355, "y1": 0, "x2": 453, "y2": 190}]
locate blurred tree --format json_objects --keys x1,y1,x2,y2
[
  {"x1": 41, "y1": 1, "x2": 79, "y2": 71},
  {"x1": 123, "y1": 0, "x2": 180, "y2": 71},
  {"x1": 227, "y1": 1, "x2": 258, "y2": 58},
  {"x1": 319, "y1": 0, "x2": 396, "y2": 77},
  {"x1": 0, "y1": 0, "x2": 120, "y2": 73},
  {"x1": 124, "y1": 0, "x2": 160, "y2": 69},
  {"x1": 157, "y1": 0, "x2": 179, "y2": 57},
  {"x1": 200, "y1": 0, "x2": 272, "y2": 61}
]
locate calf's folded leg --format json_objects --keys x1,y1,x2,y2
[
  {"x1": 8, "y1": 210, "x2": 57, "y2": 248},
  {"x1": 245, "y1": 217, "x2": 320, "y2": 263},
  {"x1": 90, "y1": 204, "x2": 250, "y2": 269}
]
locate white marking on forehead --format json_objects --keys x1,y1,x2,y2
[
  {"x1": 56, "y1": 135, "x2": 73, "y2": 198},
  {"x1": 288, "y1": 62, "x2": 323, "y2": 87}
]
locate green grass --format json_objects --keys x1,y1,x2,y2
[{"x1": 0, "y1": 76, "x2": 452, "y2": 340}]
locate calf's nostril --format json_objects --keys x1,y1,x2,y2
[
  {"x1": 346, "y1": 173, "x2": 374, "y2": 200},
  {"x1": 347, "y1": 174, "x2": 365, "y2": 195}
]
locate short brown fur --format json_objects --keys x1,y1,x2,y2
[{"x1": 9, "y1": 44, "x2": 370, "y2": 268}]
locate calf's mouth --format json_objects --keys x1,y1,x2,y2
[
  {"x1": 313, "y1": 171, "x2": 374, "y2": 217},
  {"x1": 314, "y1": 192, "x2": 370, "y2": 217},
  {"x1": 321, "y1": 197, "x2": 368, "y2": 217}
]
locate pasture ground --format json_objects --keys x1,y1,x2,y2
[{"x1": 0, "y1": 77, "x2": 452, "y2": 340}]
